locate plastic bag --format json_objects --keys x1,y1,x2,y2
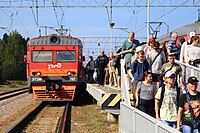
[{"x1": 93, "y1": 71, "x2": 97, "y2": 81}]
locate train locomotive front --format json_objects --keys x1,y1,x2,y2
[{"x1": 24, "y1": 35, "x2": 83, "y2": 101}]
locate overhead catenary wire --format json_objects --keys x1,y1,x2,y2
[
  {"x1": 169, "y1": 9, "x2": 198, "y2": 27},
  {"x1": 135, "y1": 0, "x2": 190, "y2": 34},
  {"x1": 117, "y1": 0, "x2": 157, "y2": 38},
  {"x1": 30, "y1": 7, "x2": 38, "y2": 26},
  {"x1": 14, "y1": 10, "x2": 30, "y2": 36},
  {"x1": 56, "y1": 0, "x2": 65, "y2": 27},
  {"x1": 52, "y1": 0, "x2": 60, "y2": 27}
]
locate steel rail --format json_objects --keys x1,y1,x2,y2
[
  {"x1": 7, "y1": 101, "x2": 46, "y2": 133},
  {"x1": 56, "y1": 103, "x2": 71, "y2": 133},
  {"x1": 0, "y1": 87, "x2": 28, "y2": 96},
  {"x1": 0, "y1": 87, "x2": 29, "y2": 101}
]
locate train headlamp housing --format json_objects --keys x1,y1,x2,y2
[
  {"x1": 67, "y1": 71, "x2": 76, "y2": 76},
  {"x1": 50, "y1": 36, "x2": 60, "y2": 44},
  {"x1": 32, "y1": 71, "x2": 42, "y2": 76},
  {"x1": 67, "y1": 71, "x2": 72, "y2": 76}
]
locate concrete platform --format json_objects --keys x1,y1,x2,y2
[{"x1": 86, "y1": 83, "x2": 121, "y2": 115}]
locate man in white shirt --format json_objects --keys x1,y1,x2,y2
[
  {"x1": 155, "y1": 71, "x2": 182, "y2": 128},
  {"x1": 179, "y1": 31, "x2": 195, "y2": 63}
]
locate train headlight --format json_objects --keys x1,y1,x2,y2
[
  {"x1": 67, "y1": 71, "x2": 72, "y2": 76},
  {"x1": 50, "y1": 36, "x2": 60, "y2": 44},
  {"x1": 32, "y1": 71, "x2": 42, "y2": 76},
  {"x1": 36, "y1": 72, "x2": 41, "y2": 76}
]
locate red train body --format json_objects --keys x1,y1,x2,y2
[{"x1": 24, "y1": 35, "x2": 84, "y2": 101}]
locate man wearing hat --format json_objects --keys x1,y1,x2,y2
[
  {"x1": 155, "y1": 70, "x2": 182, "y2": 128},
  {"x1": 177, "y1": 76, "x2": 200, "y2": 133},
  {"x1": 179, "y1": 31, "x2": 196, "y2": 63},
  {"x1": 128, "y1": 46, "x2": 149, "y2": 101}
]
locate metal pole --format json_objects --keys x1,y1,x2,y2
[
  {"x1": 147, "y1": 0, "x2": 150, "y2": 41},
  {"x1": 110, "y1": 26, "x2": 113, "y2": 52},
  {"x1": 110, "y1": 0, "x2": 113, "y2": 53}
]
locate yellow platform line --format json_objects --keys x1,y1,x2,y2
[
  {"x1": 108, "y1": 94, "x2": 121, "y2": 106},
  {"x1": 99, "y1": 93, "x2": 111, "y2": 105}
]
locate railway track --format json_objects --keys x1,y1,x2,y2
[
  {"x1": 0, "y1": 87, "x2": 29, "y2": 101},
  {"x1": 7, "y1": 102, "x2": 71, "y2": 133}
]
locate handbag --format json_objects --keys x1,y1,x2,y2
[{"x1": 93, "y1": 71, "x2": 97, "y2": 81}]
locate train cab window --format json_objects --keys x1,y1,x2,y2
[
  {"x1": 32, "y1": 51, "x2": 52, "y2": 62},
  {"x1": 56, "y1": 51, "x2": 76, "y2": 62}
]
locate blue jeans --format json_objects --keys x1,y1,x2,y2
[
  {"x1": 182, "y1": 125, "x2": 199, "y2": 133},
  {"x1": 162, "y1": 120, "x2": 177, "y2": 128}
]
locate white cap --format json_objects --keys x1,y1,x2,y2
[
  {"x1": 165, "y1": 71, "x2": 175, "y2": 78},
  {"x1": 189, "y1": 31, "x2": 195, "y2": 38},
  {"x1": 135, "y1": 46, "x2": 143, "y2": 53}
]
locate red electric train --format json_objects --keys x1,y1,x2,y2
[{"x1": 24, "y1": 35, "x2": 84, "y2": 101}]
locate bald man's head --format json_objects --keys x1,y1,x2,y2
[
  {"x1": 171, "y1": 32, "x2": 178, "y2": 40},
  {"x1": 128, "y1": 32, "x2": 135, "y2": 41}
]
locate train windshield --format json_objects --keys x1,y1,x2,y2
[
  {"x1": 56, "y1": 51, "x2": 76, "y2": 62},
  {"x1": 32, "y1": 51, "x2": 52, "y2": 62}
]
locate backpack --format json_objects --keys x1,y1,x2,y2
[
  {"x1": 160, "y1": 83, "x2": 180, "y2": 105},
  {"x1": 133, "y1": 60, "x2": 149, "y2": 74}
]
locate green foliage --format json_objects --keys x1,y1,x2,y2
[{"x1": 0, "y1": 31, "x2": 29, "y2": 84}]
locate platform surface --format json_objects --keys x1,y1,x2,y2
[{"x1": 86, "y1": 83, "x2": 122, "y2": 114}]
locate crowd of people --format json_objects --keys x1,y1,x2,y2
[{"x1": 84, "y1": 31, "x2": 200, "y2": 132}]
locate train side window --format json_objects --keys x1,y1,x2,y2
[
  {"x1": 56, "y1": 51, "x2": 76, "y2": 62},
  {"x1": 32, "y1": 51, "x2": 52, "y2": 62}
]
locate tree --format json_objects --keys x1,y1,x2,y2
[{"x1": 0, "y1": 31, "x2": 29, "y2": 84}]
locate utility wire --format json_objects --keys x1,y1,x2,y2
[
  {"x1": 30, "y1": 7, "x2": 38, "y2": 26},
  {"x1": 56, "y1": 0, "x2": 65, "y2": 27},
  {"x1": 14, "y1": 10, "x2": 30, "y2": 36},
  {"x1": 169, "y1": 9, "x2": 198, "y2": 27},
  {"x1": 117, "y1": 0, "x2": 156, "y2": 38},
  {"x1": 135, "y1": 0, "x2": 190, "y2": 34},
  {"x1": 52, "y1": 0, "x2": 60, "y2": 27}
]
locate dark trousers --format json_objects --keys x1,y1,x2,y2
[
  {"x1": 88, "y1": 70, "x2": 94, "y2": 82},
  {"x1": 97, "y1": 69, "x2": 106, "y2": 85},
  {"x1": 138, "y1": 99, "x2": 155, "y2": 118}
]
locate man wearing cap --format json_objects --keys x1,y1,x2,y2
[
  {"x1": 155, "y1": 70, "x2": 182, "y2": 128},
  {"x1": 179, "y1": 31, "x2": 196, "y2": 63},
  {"x1": 128, "y1": 46, "x2": 149, "y2": 99},
  {"x1": 177, "y1": 76, "x2": 200, "y2": 133}
]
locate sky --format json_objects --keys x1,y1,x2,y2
[{"x1": 0, "y1": 0, "x2": 199, "y2": 60}]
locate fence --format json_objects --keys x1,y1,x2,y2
[
  {"x1": 120, "y1": 102, "x2": 178, "y2": 133},
  {"x1": 119, "y1": 59, "x2": 200, "y2": 133},
  {"x1": 175, "y1": 60, "x2": 200, "y2": 91}
]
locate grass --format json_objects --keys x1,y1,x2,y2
[
  {"x1": 0, "y1": 80, "x2": 27, "y2": 93},
  {"x1": 71, "y1": 104, "x2": 119, "y2": 133}
]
